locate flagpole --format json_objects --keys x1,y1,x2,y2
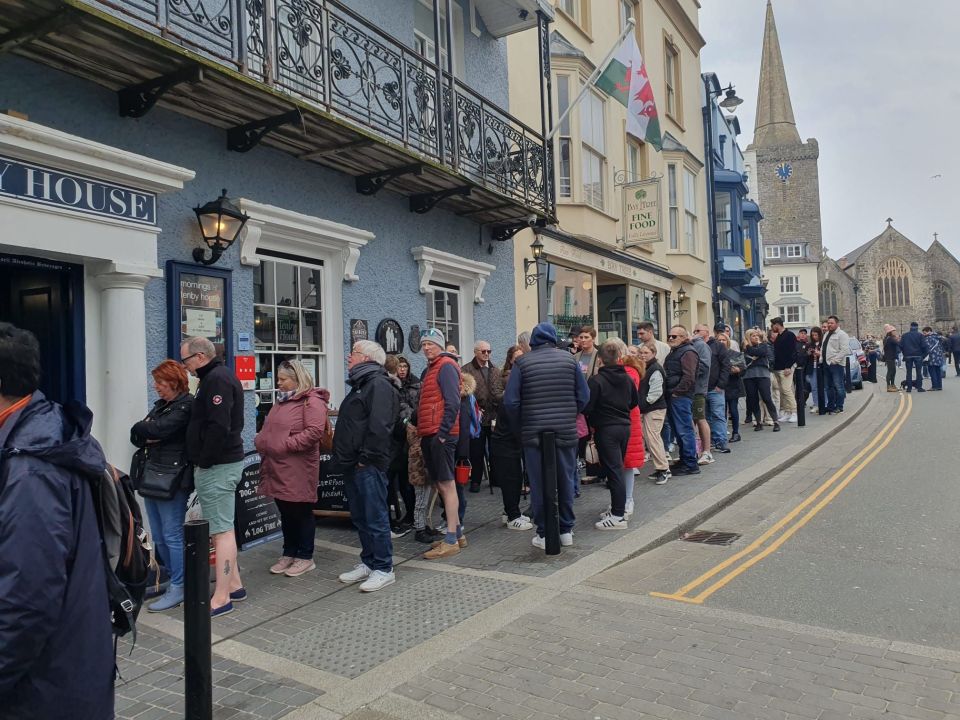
[{"x1": 546, "y1": 17, "x2": 636, "y2": 142}]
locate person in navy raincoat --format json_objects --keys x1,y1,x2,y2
[{"x1": 0, "y1": 322, "x2": 114, "y2": 720}]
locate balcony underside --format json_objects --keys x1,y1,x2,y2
[{"x1": 0, "y1": 0, "x2": 551, "y2": 226}]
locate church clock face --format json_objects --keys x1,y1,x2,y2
[{"x1": 775, "y1": 162, "x2": 793, "y2": 181}]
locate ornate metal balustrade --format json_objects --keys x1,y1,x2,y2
[{"x1": 80, "y1": 0, "x2": 550, "y2": 215}]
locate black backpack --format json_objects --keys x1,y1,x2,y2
[{"x1": 89, "y1": 464, "x2": 153, "y2": 643}]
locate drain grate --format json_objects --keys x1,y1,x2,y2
[{"x1": 682, "y1": 530, "x2": 742, "y2": 546}]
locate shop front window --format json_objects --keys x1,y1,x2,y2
[
  {"x1": 631, "y1": 286, "x2": 661, "y2": 343},
  {"x1": 253, "y1": 257, "x2": 325, "y2": 430},
  {"x1": 545, "y1": 262, "x2": 594, "y2": 338}
]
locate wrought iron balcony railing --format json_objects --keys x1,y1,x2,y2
[{"x1": 80, "y1": 0, "x2": 551, "y2": 216}]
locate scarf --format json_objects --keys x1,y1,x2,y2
[{"x1": 277, "y1": 390, "x2": 296, "y2": 403}]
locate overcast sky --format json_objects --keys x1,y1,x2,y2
[{"x1": 698, "y1": 0, "x2": 960, "y2": 260}]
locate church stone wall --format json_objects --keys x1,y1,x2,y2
[{"x1": 817, "y1": 258, "x2": 855, "y2": 327}]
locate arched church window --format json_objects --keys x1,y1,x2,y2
[
  {"x1": 876, "y1": 257, "x2": 911, "y2": 308},
  {"x1": 934, "y1": 282, "x2": 952, "y2": 320},
  {"x1": 819, "y1": 282, "x2": 840, "y2": 318}
]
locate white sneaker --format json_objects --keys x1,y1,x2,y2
[
  {"x1": 532, "y1": 535, "x2": 545, "y2": 549},
  {"x1": 338, "y1": 563, "x2": 372, "y2": 584},
  {"x1": 595, "y1": 516, "x2": 628, "y2": 530},
  {"x1": 777, "y1": 413, "x2": 790, "y2": 422},
  {"x1": 697, "y1": 451, "x2": 715, "y2": 465},
  {"x1": 624, "y1": 499, "x2": 635, "y2": 520},
  {"x1": 359, "y1": 569, "x2": 395, "y2": 592},
  {"x1": 505, "y1": 515, "x2": 533, "y2": 531},
  {"x1": 788, "y1": 413, "x2": 798, "y2": 423},
  {"x1": 560, "y1": 532, "x2": 573, "y2": 546}
]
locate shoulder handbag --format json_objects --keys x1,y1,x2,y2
[
  {"x1": 138, "y1": 452, "x2": 191, "y2": 500},
  {"x1": 585, "y1": 437, "x2": 600, "y2": 465}
]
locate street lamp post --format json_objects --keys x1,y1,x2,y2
[{"x1": 702, "y1": 75, "x2": 743, "y2": 326}]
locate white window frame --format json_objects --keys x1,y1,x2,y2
[
  {"x1": 785, "y1": 244, "x2": 803, "y2": 258},
  {"x1": 581, "y1": 89, "x2": 606, "y2": 211},
  {"x1": 559, "y1": 0, "x2": 580, "y2": 23},
  {"x1": 780, "y1": 275, "x2": 800, "y2": 295},
  {"x1": 414, "y1": 0, "x2": 465, "y2": 79},
  {"x1": 667, "y1": 163, "x2": 679, "y2": 250},
  {"x1": 557, "y1": 74, "x2": 572, "y2": 198},
  {"x1": 765, "y1": 245, "x2": 781, "y2": 259},
  {"x1": 239, "y1": 198, "x2": 372, "y2": 404},
  {"x1": 683, "y1": 167, "x2": 698, "y2": 255},
  {"x1": 412, "y1": 246, "x2": 495, "y2": 354},
  {"x1": 778, "y1": 305, "x2": 803, "y2": 324}
]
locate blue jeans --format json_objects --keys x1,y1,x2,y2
[
  {"x1": 929, "y1": 363, "x2": 943, "y2": 390},
  {"x1": 667, "y1": 395, "x2": 697, "y2": 470},
  {"x1": 905, "y1": 357, "x2": 923, "y2": 390},
  {"x1": 826, "y1": 365, "x2": 846, "y2": 412},
  {"x1": 706, "y1": 391, "x2": 727, "y2": 448},
  {"x1": 144, "y1": 490, "x2": 189, "y2": 588},
  {"x1": 524, "y1": 443, "x2": 577, "y2": 537},
  {"x1": 345, "y1": 466, "x2": 393, "y2": 572}
]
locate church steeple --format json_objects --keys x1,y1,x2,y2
[{"x1": 753, "y1": 0, "x2": 801, "y2": 148}]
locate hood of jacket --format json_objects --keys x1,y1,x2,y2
[
  {"x1": 530, "y1": 322, "x2": 558, "y2": 347},
  {"x1": 1, "y1": 393, "x2": 107, "y2": 478},
  {"x1": 297, "y1": 387, "x2": 331, "y2": 404},
  {"x1": 461, "y1": 372, "x2": 477, "y2": 398},
  {"x1": 348, "y1": 360, "x2": 386, "y2": 387}
]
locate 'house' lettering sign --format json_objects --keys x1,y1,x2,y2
[{"x1": 0, "y1": 155, "x2": 157, "y2": 226}]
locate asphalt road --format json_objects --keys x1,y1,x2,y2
[{"x1": 607, "y1": 373, "x2": 960, "y2": 651}]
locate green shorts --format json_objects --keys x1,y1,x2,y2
[
  {"x1": 692, "y1": 394, "x2": 706, "y2": 421},
  {"x1": 194, "y1": 461, "x2": 244, "y2": 535}
]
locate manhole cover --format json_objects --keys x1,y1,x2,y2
[{"x1": 682, "y1": 530, "x2": 741, "y2": 546}]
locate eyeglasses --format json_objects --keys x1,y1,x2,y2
[
  {"x1": 180, "y1": 352, "x2": 201, "y2": 364},
  {"x1": 478, "y1": 349, "x2": 491, "y2": 354}
]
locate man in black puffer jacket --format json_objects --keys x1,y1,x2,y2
[
  {"x1": 503, "y1": 323, "x2": 589, "y2": 548},
  {"x1": 584, "y1": 341, "x2": 638, "y2": 530}
]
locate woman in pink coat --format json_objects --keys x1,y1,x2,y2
[
  {"x1": 255, "y1": 360, "x2": 329, "y2": 578},
  {"x1": 614, "y1": 340, "x2": 645, "y2": 520}
]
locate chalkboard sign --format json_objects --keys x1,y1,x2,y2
[
  {"x1": 234, "y1": 451, "x2": 283, "y2": 550},
  {"x1": 315, "y1": 453, "x2": 350, "y2": 517}
]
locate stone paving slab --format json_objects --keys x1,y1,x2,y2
[
  {"x1": 395, "y1": 589, "x2": 960, "y2": 720},
  {"x1": 115, "y1": 628, "x2": 322, "y2": 720}
]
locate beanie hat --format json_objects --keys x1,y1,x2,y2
[
  {"x1": 529, "y1": 322, "x2": 559, "y2": 347},
  {"x1": 420, "y1": 327, "x2": 446, "y2": 348},
  {"x1": 713, "y1": 322, "x2": 727, "y2": 333},
  {"x1": 910, "y1": 321, "x2": 919, "y2": 329}
]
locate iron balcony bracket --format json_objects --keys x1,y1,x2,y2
[
  {"x1": 355, "y1": 163, "x2": 423, "y2": 196},
  {"x1": 409, "y1": 186, "x2": 471, "y2": 214},
  {"x1": 118, "y1": 65, "x2": 204, "y2": 118},
  {"x1": 0, "y1": 9, "x2": 73, "y2": 54},
  {"x1": 227, "y1": 109, "x2": 303, "y2": 153},
  {"x1": 490, "y1": 217, "x2": 546, "y2": 243}
]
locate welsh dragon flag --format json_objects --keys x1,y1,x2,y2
[{"x1": 595, "y1": 36, "x2": 662, "y2": 151}]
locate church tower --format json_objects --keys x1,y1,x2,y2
[{"x1": 749, "y1": 1, "x2": 824, "y2": 328}]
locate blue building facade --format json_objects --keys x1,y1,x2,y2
[
  {"x1": 0, "y1": 0, "x2": 553, "y2": 466},
  {"x1": 702, "y1": 73, "x2": 765, "y2": 337}
]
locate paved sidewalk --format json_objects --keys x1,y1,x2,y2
[{"x1": 115, "y1": 387, "x2": 898, "y2": 720}]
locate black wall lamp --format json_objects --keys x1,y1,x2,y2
[
  {"x1": 192, "y1": 188, "x2": 249, "y2": 265},
  {"x1": 672, "y1": 286, "x2": 689, "y2": 317},
  {"x1": 524, "y1": 237, "x2": 544, "y2": 287}
]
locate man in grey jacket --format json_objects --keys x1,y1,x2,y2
[{"x1": 691, "y1": 325, "x2": 714, "y2": 465}]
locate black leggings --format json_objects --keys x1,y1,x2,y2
[
  {"x1": 726, "y1": 397, "x2": 740, "y2": 435},
  {"x1": 744, "y1": 377, "x2": 778, "y2": 424},
  {"x1": 490, "y1": 450, "x2": 523, "y2": 520},
  {"x1": 885, "y1": 359, "x2": 897, "y2": 387},
  {"x1": 387, "y1": 451, "x2": 416, "y2": 524},
  {"x1": 274, "y1": 499, "x2": 316, "y2": 560}
]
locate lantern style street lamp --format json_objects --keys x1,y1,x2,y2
[{"x1": 192, "y1": 188, "x2": 249, "y2": 265}]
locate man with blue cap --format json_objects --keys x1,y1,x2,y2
[{"x1": 503, "y1": 323, "x2": 590, "y2": 548}]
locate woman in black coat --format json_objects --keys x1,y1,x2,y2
[
  {"x1": 130, "y1": 359, "x2": 193, "y2": 612},
  {"x1": 882, "y1": 325, "x2": 900, "y2": 391},
  {"x1": 717, "y1": 334, "x2": 745, "y2": 442}
]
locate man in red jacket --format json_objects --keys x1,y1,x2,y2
[{"x1": 417, "y1": 328, "x2": 463, "y2": 559}]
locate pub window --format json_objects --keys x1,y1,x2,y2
[
  {"x1": 667, "y1": 163, "x2": 679, "y2": 249},
  {"x1": 427, "y1": 281, "x2": 461, "y2": 352},
  {"x1": 253, "y1": 256, "x2": 325, "y2": 430},
  {"x1": 581, "y1": 90, "x2": 606, "y2": 210},
  {"x1": 557, "y1": 74, "x2": 572, "y2": 198}
]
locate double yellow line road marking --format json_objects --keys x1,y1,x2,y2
[{"x1": 651, "y1": 393, "x2": 912, "y2": 605}]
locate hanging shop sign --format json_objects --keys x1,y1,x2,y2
[
  {"x1": 622, "y1": 177, "x2": 662, "y2": 247},
  {"x1": 166, "y1": 261, "x2": 233, "y2": 365},
  {"x1": 234, "y1": 452, "x2": 282, "y2": 550},
  {"x1": 376, "y1": 318, "x2": 404, "y2": 355},
  {"x1": 0, "y1": 155, "x2": 157, "y2": 225}
]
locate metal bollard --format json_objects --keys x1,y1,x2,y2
[
  {"x1": 816, "y1": 363, "x2": 827, "y2": 414},
  {"x1": 794, "y1": 369, "x2": 805, "y2": 427},
  {"x1": 540, "y1": 431, "x2": 561, "y2": 555},
  {"x1": 184, "y1": 520, "x2": 212, "y2": 720},
  {"x1": 844, "y1": 356, "x2": 853, "y2": 393}
]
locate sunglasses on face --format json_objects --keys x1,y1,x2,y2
[
  {"x1": 668, "y1": 334, "x2": 680, "y2": 340},
  {"x1": 478, "y1": 349, "x2": 491, "y2": 354}
]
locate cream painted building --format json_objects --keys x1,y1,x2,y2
[{"x1": 507, "y1": 0, "x2": 711, "y2": 343}]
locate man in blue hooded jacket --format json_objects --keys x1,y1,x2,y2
[
  {"x1": 503, "y1": 323, "x2": 589, "y2": 548},
  {"x1": 899, "y1": 321, "x2": 927, "y2": 392},
  {"x1": 0, "y1": 323, "x2": 113, "y2": 720}
]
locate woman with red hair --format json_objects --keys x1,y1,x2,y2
[{"x1": 130, "y1": 359, "x2": 194, "y2": 612}]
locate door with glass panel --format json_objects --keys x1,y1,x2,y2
[{"x1": 253, "y1": 256, "x2": 326, "y2": 430}]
